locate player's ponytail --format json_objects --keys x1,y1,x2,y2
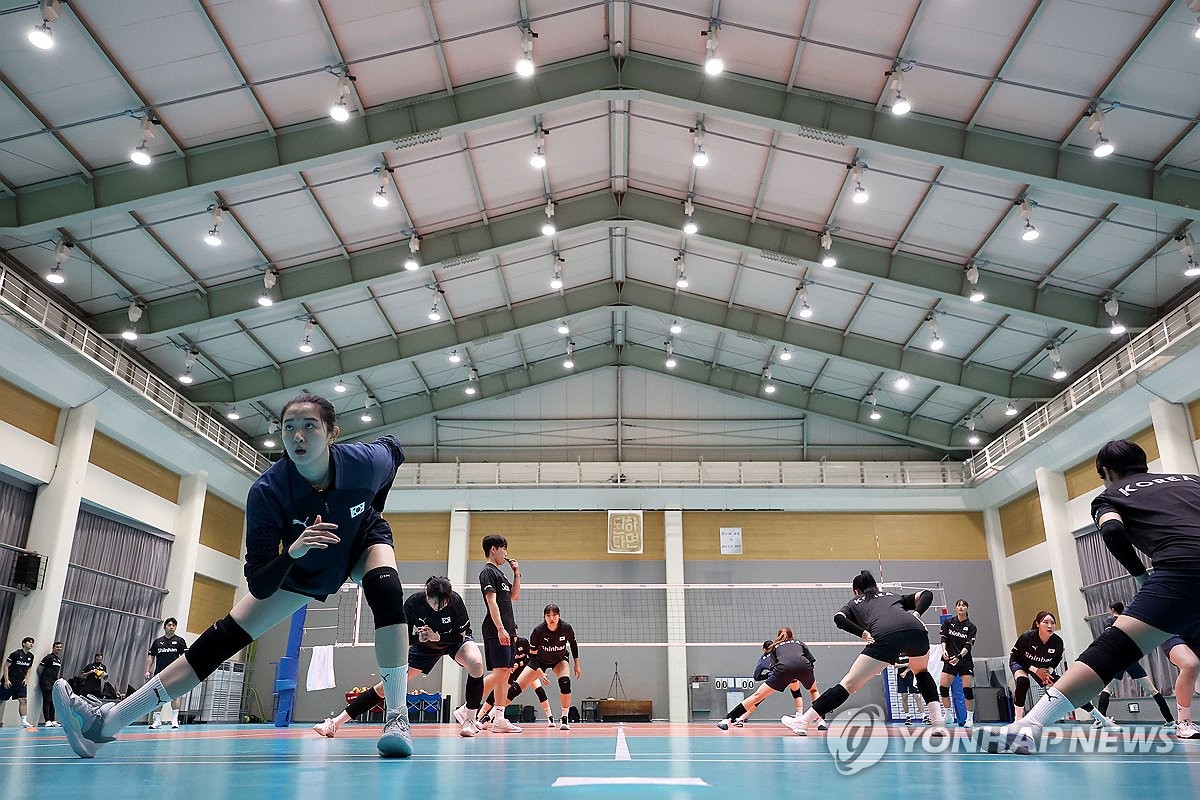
[
  {"x1": 765, "y1": 626, "x2": 794, "y2": 653},
  {"x1": 852, "y1": 570, "x2": 877, "y2": 594}
]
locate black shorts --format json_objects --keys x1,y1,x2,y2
[
  {"x1": 408, "y1": 638, "x2": 473, "y2": 674},
  {"x1": 942, "y1": 657, "x2": 975, "y2": 677},
  {"x1": 1161, "y1": 635, "x2": 1200, "y2": 660},
  {"x1": 0, "y1": 682, "x2": 27, "y2": 701},
  {"x1": 767, "y1": 665, "x2": 815, "y2": 693},
  {"x1": 1112, "y1": 660, "x2": 1148, "y2": 681},
  {"x1": 863, "y1": 627, "x2": 930, "y2": 664},
  {"x1": 895, "y1": 669, "x2": 917, "y2": 693},
  {"x1": 280, "y1": 524, "x2": 395, "y2": 601},
  {"x1": 1122, "y1": 568, "x2": 1200, "y2": 640},
  {"x1": 483, "y1": 637, "x2": 514, "y2": 670},
  {"x1": 1009, "y1": 662, "x2": 1058, "y2": 687}
]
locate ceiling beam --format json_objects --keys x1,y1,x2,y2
[{"x1": 5, "y1": 52, "x2": 1198, "y2": 234}]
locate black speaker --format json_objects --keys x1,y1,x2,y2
[{"x1": 13, "y1": 552, "x2": 40, "y2": 591}]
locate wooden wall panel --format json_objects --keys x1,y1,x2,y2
[
  {"x1": 384, "y1": 513, "x2": 452, "y2": 561},
  {"x1": 188, "y1": 574, "x2": 236, "y2": 635},
  {"x1": 89, "y1": 432, "x2": 180, "y2": 502},
  {"x1": 0, "y1": 378, "x2": 59, "y2": 442},
  {"x1": 1009, "y1": 572, "x2": 1059, "y2": 641},
  {"x1": 1189, "y1": 400, "x2": 1200, "y2": 445},
  {"x1": 1064, "y1": 459, "x2": 1102, "y2": 500},
  {"x1": 681, "y1": 512, "x2": 987, "y2": 560},
  {"x1": 1129, "y1": 426, "x2": 1160, "y2": 464},
  {"x1": 998, "y1": 490, "x2": 1046, "y2": 557},
  {"x1": 200, "y1": 492, "x2": 244, "y2": 558},
  {"x1": 470, "y1": 512, "x2": 665, "y2": 560}
]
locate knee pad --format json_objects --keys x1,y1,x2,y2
[
  {"x1": 812, "y1": 684, "x2": 850, "y2": 717},
  {"x1": 535, "y1": 685, "x2": 549, "y2": 703},
  {"x1": 791, "y1": 686, "x2": 805, "y2": 699},
  {"x1": 506, "y1": 682, "x2": 521, "y2": 701},
  {"x1": 361, "y1": 566, "x2": 406, "y2": 628},
  {"x1": 939, "y1": 685, "x2": 951, "y2": 698},
  {"x1": 1014, "y1": 675, "x2": 1030, "y2": 706},
  {"x1": 962, "y1": 687, "x2": 974, "y2": 701},
  {"x1": 1077, "y1": 627, "x2": 1144, "y2": 685},
  {"x1": 186, "y1": 615, "x2": 253, "y2": 680},
  {"x1": 915, "y1": 670, "x2": 939, "y2": 704},
  {"x1": 558, "y1": 676, "x2": 572, "y2": 695}
]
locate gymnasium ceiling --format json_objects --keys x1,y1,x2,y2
[{"x1": 1, "y1": 0, "x2": 1199, "y2": 460}]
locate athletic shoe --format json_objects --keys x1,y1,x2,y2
[
  {"x1": 52, "y1": 679, "x2": 115, "y2": 759},
  {"x1": 732, "y1": 719, "x2": 744, "y2": 728},
  {"x1": 459, "y1": 719, "x2": 480, "y2": 738},
  {"x1": 560, "y1": 716, "x2": 570, "y2": 731},
  {"x1": 491, "y1": 716, "x2": 523, "y2": 734},
  {"x1": 816, "y1": 718, "x2": 828, "y2": 731},
  {"x1": 780, "y1": 715, "x2": 808, "y2": 736},
  {"x1": 1161, "y1": 720, "x2": 1176, "y2": 731},
  {"x1": 148, "y1": 720, "x2": 161, "y2": 730},
  {"x1": 964, "y1": 714, "x2": 974, "y2": 729},
  {"x1": 922, "y1": 714, "x2": 931, "y2": 724},
  {"x1": 476, "y1": 714, "x2": 492, "y2": 731},
  {"x1": 1091, "y1": 718, "x2": 1104, "y2": 729},
  {"x1": 1175, "y1": 721, "x2": 1199, "y2": 739},
  {"x1": 904, "y1": 718, "x2": 913, "y2": 726},
  {"x1": 43, "y1": 721, "x2": 54, "y2": 728},
  {"x1": 452, "y1": 704, "x2": 473, "y2": 726},
  {"x1": 376, "y1": 711, "x2": 413, "y2": 758},
  {"x1": 312, "y1": 718, "x2": 339, "y2": 738},
  {"x1": 930, "y1": 724, "x2": 949, "y2": 738},
  {"x1": 716, "y1": 719, "x2": 729, "y2": 730},
  {"x1": 170, "y1": 720, "x2": 179, "y2": 729},
  {"x1": 548, "y1": 718, "x2": 557, "y2": 729},
  {"x1": 1101, "y1": 717, "x2": 1123, "y2": 733}
]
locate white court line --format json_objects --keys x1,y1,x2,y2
[
  {"x1": 555, "y1": 777, "x2": 709, "y2": 787},
  {"x1": 614, "y1": 725, "x2": 631, "y2": 761}
]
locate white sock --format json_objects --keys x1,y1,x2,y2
[
  {"x1": 151, "y1": 711, "x2": 161, "y2": 725},
  {"x1": 379, "y1": 667, "x2": 408, "y2": 717},
  {"x1": 20, "y1": 716, "x2": 29, "y2": 726},
  {"x1": 927, "y1": 700, "x2": 945, "y2": 726},
  {"x1": 1177, "y1": 703, "x2": 1190, "y2": 722},
  {"x1": 171, "y1": 707, "x2": 180, "y2": 724},
  {"x1": 1088, "y1": 706, "x2": 1108, "y2": 725},
  {"x1": 1021, "y1": 687, "x2": 1074, "y2": 731},
  {"x1": 799, "y1": 708, "x2": 819, "y2": 725},
  {"x1": 966, "y1": 710, "x2": 974, "y2": 724},
  {"x1": 103, "y1": 677, "x2": 171, "y2": 738}
]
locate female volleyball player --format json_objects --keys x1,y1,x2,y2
[
  {"x1": 476, "y1": 625, "x2": 556, "y2": 729},
  {"x1": 518, "y1": 604, "x2": 581, "y2": 730},
  {"x1": 1095, "y1": 602, "x2": 1174, "y2": 728},
  {"x1": 55, "y1": 393, "x2": 415, "y2": 758},
  {"x1": 781, "y1": 570, "x2": 948, "y2": 736},
  {"x1": 1007, "y1": 611, "x2": 1117, "y2": 730},
  {"x1": 718, "y1": 628, "x2": 820, "y2": 731},
  {"x1": 983, "y1": 440, "x2": 1200, "y2": 754},
  {"x1": 939, "y1": 598, "x2": 978, "y2": 727},
  {"x1": 314, "y1": 575, "x2": 486, "y2": 738}
]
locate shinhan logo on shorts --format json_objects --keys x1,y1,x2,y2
[{"x1": 824, "y1": 706, "x2": 1175, "y2": 774}]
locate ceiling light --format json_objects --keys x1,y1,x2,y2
[
  {"x1": 888, "y1": 71, "x2": 910, "y2": 116},
  {"x1": 674, "y1": 254, "x2": 688, "y2": 289},
  {"x1": 965, "y1": 416, "x2": 980, "y2": 446},
  {"x1": 46, "y1": 265, "x2": 65, "y2": 284},
  {"x1": 703, "y1": 24, "x2": 723, "y2": 75},
  {"x1": 665, "y1": 341, "x2": 677, "y2": 369},
  {"x1": 371, "y1": 167, "x2": 389, "y2": 208},
  {"x1": 797, "y1": 286, "x2": 813, "y2": 319},
  {"x1": 894, "y1": 375, "x2": 911, "y2": 392},
  {"x1": 299, "y1": 318, "x2": 315, "y2": 353},
  {"x1": 121, "y1": 326, "x2": 138, "y2": 342},
  {"x1": 179, "y1": 349, "x2": 198, "y2": 384},
  {"x1": 122, "y1": 301, "x2": 143, "y2": 341},
  {"x1": 778, "y1": 348, "x2": 792, "y2": 361},
  {"x1": 926, "y1": 315, "x2": 944, "y2": 351},
  {"x1": 1087, "y1": 105, "x2": 1115, "y2": 158},
  {"x1": 130, "y1": 117, "x2": 156, "y2": 166},
  {"x1": 1104, "y1": 296, "x2": 1125, "y2": 335},
  {"x1": 683, "y1": 198, "x2": 698, "y2": 235},
  {"x1": 262, "y1": 436, "x2": 277, "y2": 449},
  {"x1": 448, "y1": 350, "x2": 462, "y2": 364},
  {"x1": 47, "y1": 239, "x2": 72, "y2": 283},
  {"x1": 530, "y1": 130, "x2": 546, "y2": 169},
  {"x1": 1005, "y1": 402, "x2": 1018, "y2": 417},
  {"x1": 404, "y1": 236, "x2": 421, "y2": 271},
  {"x1": 204, "y1": 205, "x2": 224, "y2": 247},
  {"x1": 1195, "y1": 13, "x2": 1200, "y2": 40},
  {"x1": 1018, "y1": 198, "x2": 1039, "y2": 241},
  {"x1": 428, "y1": 292, "x2": 443, "y2": 322},
  {"x1": 965, "y1": 262, "x2": 985, "y2": 302},
  {"x1": 541, "y1": 200, "x2": 556, "y2": 236},
  {"x1": 27, "y1": 1, "x2": 59, "y2": 50},
  {"x1": 360, "y1": 396, "x2": 377, "y2": 423},
  {"x1": 670, "y1": 320, "x2": 683, "y2": 335},
  {"x1": 563, "y1": 341, "x2": 575, "y2": 370},
  {"x1": 549, "y1": 255, "x2": 565, "y2": 290},
  {"x1": 516, "y1": 26, "x2": 536, "y2": 77},
  {"x1": 556, "y1": 322, "x2": 570, "y2": 336},
  {"x1": 226, "y1": 407, "x2": 241, "y2": 420},
  {"x1": 867, "y1": 391, "x2": 881, "y2": 421},
  {"x1": 330, "y1": 74, "x2": 353, "y2": 122},
  {"x1": 126, "y1": 300, "x2": 143, "y2": 323},
  {"x1": 820, "y1": 230, "x2": 836, "y2": 268},
  {"x1": 334, "y1": 379, "x2": 348, "y2": 393},
  {"x1": 1048, "y1": 345, "x2": 1068, "y2": 380},
  {"x1": 465, "y1": 368, "x2": 479, "y2": 395},
  {"x1": 258, "y1": 292, "x2": 274, "y2": 307},
  {"x1": 1179, "y1": 233, "x2": 1199, "y2": 277},
  {"x1": 692, "y1": 128, "x2": 709, "y2": 167},
  {"x1": 850, "y1": 163, "x2": 869, "y2": 204},
  {"x1": 761, "y1": 367, "x2": 776, "y2": 394},
  {"x1": 1186, "y1": 257, "x2": 1200, "y2": 278}
]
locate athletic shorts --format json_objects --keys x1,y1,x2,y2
[
  {"x1": 895, "y1": 669, "x2": 917, "y2": 693},
  {"x1": 0, "y1": 682, "x2": 27, "y2": 701},
  {"x1": 1112, "y1": 659, "x2": 1148, "y2": 681},
  {"x1": 767, "y1": 665, "x2": 815, "y2": 693},
  {"x1": 863, "y1": 627, "x2": 929, "y2": 664},
  {"x1": 1009, "y1": 662, "x2": 1059, "y2": 687},
  {"x1": 408, "y1": 637, "x2": 473, "y2": 674},
  {"x1": 1161, "y1": 635, "x2": 1200, "y2": 661},
  {"x1": 942, "y1": 657, "x2": 975, "y2": 677},
  {"x1": 279, "y1": 520, "x2": 395, "y2": 601},
  {"x1": 483, "y1": 637, "x2": 514, "y2": 670},
  {"x1": 1122, "y1": 568, "x2": 1200, "y2": 640}
]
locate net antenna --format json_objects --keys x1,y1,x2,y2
[{"x1": 608, "y1": 660, "x2": 626, "y2": 700}]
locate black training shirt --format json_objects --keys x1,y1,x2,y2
[
  {"x1": 479, "y1": 562, "x2": 516, "y2": 637},
  {"x1": 149, "y1": 635, "x2": 188, "y2": 674},
  {"x1": 529, "y1": 621, "x2": 578, "y2": 666},
  {"x1": 404, "y1": 591, "x2": 472, "y2": 654},
  {"x1": 1091, "y1": 472, "x2": 1200, "y2": 570},
  {"x1": 1010, "y1": 629, "x2": 1064, "y2": 670},
  {"x1": 38, "y1": 652, "x2": 61, "y2": 685},
  {"x1": 837, "y1": 589, "x2": 927, "y2": 638},
  {"x1": 5, "y1": 650, "x2": 33, "y2": 684},
  {"x1": 941, "y1": 617, "x2": 977, "y2": 659}
]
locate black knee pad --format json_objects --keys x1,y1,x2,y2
[
  {"x1": 1014, "y1": 675, "x2": 1030, "y2": 706},
  {"x1": 1077, "y1": 627, "x2": 1144, "y2": 685},
  {"x1": 939, "y1": 685, "x2": 951, "y2": 698},
  {"x1": 186, "y1": 615, "x2": 253, "y2": 680},
  {"x1": 361, "y1": 566, "x2": 406, "y2": 628},
  {"x1": 535, "y1": 685, "x2": 549, "y2": 703},
  {"x1": 791, "y1": 686, "x2": 805, "y2": 699},
  {"x1": 506, "y1": 682, "x2": 521, "y2": 701},
  {"x1": 962, "y1": 687, "x2": 974, "y2": 701},
  {"x1": 813, "y1": 684, "x2": 850, "y2": 717},
  {"x1": 915, "y1": 670, "x2": 939, "y2": 704},
  {"x1": 558, "y1": 676, "x2": 571, "y2": 695}
]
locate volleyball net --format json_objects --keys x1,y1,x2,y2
[{"x1": 327, "y1": 581, "x2": 947, "y2": 648}]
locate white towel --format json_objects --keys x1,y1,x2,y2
[{"x1": 307, "y1": 645, "x2": 336, "y2": 691}]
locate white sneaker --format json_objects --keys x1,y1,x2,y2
[
  {"x1": 1091, "y1": 718, "x2": 1104, "y2": 729},
  {"x1": 377, "y1": 711, "x2": 413, "y2": 758},
  {"x1": 1175, "y1": 720, "x2": 1199, "y2": 739},
  {"x1": 559, "y1": 716, "x2": 570, "y2": 731},
  {"x1": 52, "y1": 680, "x2": 115, "y2": 759},
  {"x1": 1161, "y1": 720, "x2": 1176, "y2": 732},
  {"x1": 780, "y1": 715, "x2": 808, "y2": 736},
  {"x1": 312, "y1": 718, "x2": 339, "y2": 738},
  {"x1": 964, "y1": 713, "x2": 974, "y2": 729},
  {"x1": 816, "y1": 718, "x2": 828, "y2": 731},
  {"x1": 491, "y1": 716, "x2": 523, "y2": 734},
  {"x1": 716, "y1": 719, "x2": 729, "y2": 730},
  {"x1": 170, "y1": 720, "x2": 179, "y2": 729},
  {"x1": 452, "y1": 705, "x2": 474, "y2": 726},
  {"x1": 548, "y1": 718, "x2": 557, "y2": 729},
  {"x1": 732, "y1": 719, "x2": 743, "y2": 728},
  {"x1": 930, "y1": 724, "x2": 949, "y2": 738},
  {"x1": 149, "y1": 720, "x2": 161, "y2": 730},
  {"x1": 1101, "y1": 717, "x2": 1123, "y2": 733},
  {"x1": 459, "y1": 719, "x2": 480, "y2": 738}
]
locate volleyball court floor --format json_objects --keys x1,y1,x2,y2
[{"x1": 3, "y1": 720, "x2": 1198, "y2": 796}]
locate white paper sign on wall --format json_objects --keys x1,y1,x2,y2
[{"x1": 719, "y1": 527, "x2": 742, "y2": 555}]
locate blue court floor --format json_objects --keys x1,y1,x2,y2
[{"x1": 3, "y1": 721, "x2": 1198, "y2": 798}]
